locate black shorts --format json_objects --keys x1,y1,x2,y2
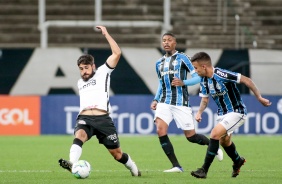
[{"x1": 75, "y1": 114, "x2": 120, "y2": 149}]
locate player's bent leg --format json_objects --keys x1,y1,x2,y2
[
  {"x1": 58, "y1": 158, "x2": 73, "y2": 172},
  {"x1": 186, "y1": 132, "x2": 223, "y2": 161},
  {"x1": 186, "y1": 132, "x2": 209, "y2": 145}
]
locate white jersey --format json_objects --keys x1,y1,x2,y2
[{"x1": 77, "y1": 63, "x2": 114, "y2": 113}]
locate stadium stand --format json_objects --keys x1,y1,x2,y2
[{"x1": 0, "y1": 0, "x2": 281, "y2": 49}]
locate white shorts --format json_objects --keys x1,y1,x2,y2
[
  {"x1": 154, "y1": 103, "x2": 195, "y2": 130},
  {"x1": 216, "y1": 112, "x2": 246, "y2": 135}
]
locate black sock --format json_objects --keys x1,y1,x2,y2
[
  {"x1": 202, "y1": 138, "x2": 219, "y2": 172},
  {"x1": 223, "y1": 142, "x2": 241, "y2": 163},
  {"x1": 73, "y1": 138, "x2": 83, "y2": 147},
  {"x1": 117, "y1": 153, "x2": 129, "y2": 164},
  {"x1": 159, "y1": 135, "x2": 181, "y2": 168},
  {"x1": 187, "y1": 134, "x2": 209, "y2": 145}
]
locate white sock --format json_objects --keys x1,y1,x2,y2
[
  {"x1": 125, "y1": 155, "x2": 133, "y2": 168},
  {"x1": 69, "y1": 144, "x2": 82, "y2": 164}
]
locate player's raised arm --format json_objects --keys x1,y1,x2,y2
[{"x1": 96, "y1": 26, "x2": 121, "y2": 68}]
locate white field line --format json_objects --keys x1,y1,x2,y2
[
  {"x1": 0, "y1": 169, "x2": 280, "y2": 173},
  {"x1": 0, "y1": 170, "x2": 52, "y2": 173}
]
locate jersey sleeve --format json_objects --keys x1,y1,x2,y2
[
  {"x1": 181, "y1": 53, "x2": 196, "y2": 75},
  {"x1": 98, "y1": 63, "x2": 115, "y2": 74},
  {"x1": 156, "y1": 57, "x2": 165, "y2": 80},
  {"x1": 183, "y1": 72, "x2": 201, "y2": 86},
  {"x1": 199, "y1": 78, "x2": 209, "y2": 97},
  {"x1": 154, "y1": 59, "x2": 163, "y2": 101},
  {"x1": 214, "y1": 68, "x2": 241, "y2": 83},
  {"x1": 153, "y1": 80, "x2": 162, "y2": 102}
]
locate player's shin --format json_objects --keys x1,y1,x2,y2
[
  {"x1": 223, "y1": 142, "x2": 241, "y2": 163},
  {"x1": 202, "y1": 138, "x2": 219, "y2": 172},
  {"x1": 159, "y1": 135, "x2": 181, "y2": 167},
  {"x1": 69, "y1": 138, "x2": 83, "y2": 163}
]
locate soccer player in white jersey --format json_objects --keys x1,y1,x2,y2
[
  {"x1": 190, "y1": 52, "x2": 271, "y2": 179},
  {"x1": 150, "y1": 33, "x2": 223, "y2": 173},
  {"x1": 59, "y1": 26, "x2": 141, "y2": 177}
]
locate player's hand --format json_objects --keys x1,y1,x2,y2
[
  {"x1": 259, "y1": 97, "x2": 272, "y2": 107},
  {"x1": 195, "y1": 112, "x2": 202, "y2": 122},
  {"x1": 171, "y1": 77, "x2": 184, "y2": 86},
  {"x1": 150, "y1": 100, "x2": 158, "y2": 110},
  {"x1": 96, "y1": 26, "x2": 108, "y2": 36}
]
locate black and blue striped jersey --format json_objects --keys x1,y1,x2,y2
[
  {"x1": 154, "y1": 51, "x2": 197, "y2": 106},
  {"x1": 199, "y1": 67, "x2": 247, "y2": 115}
]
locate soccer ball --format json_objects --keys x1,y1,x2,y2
[{"x1": 71, "y1": 160, "x2": 91, "y2": 179}]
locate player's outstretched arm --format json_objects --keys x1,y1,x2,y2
[
  {"x1": 240, "y1": 75, "x2": 272, "y2": 107},
  {"x1": 96, "y1": 26, "x2": 121, "y2": 68},
  {"x1": 171, "y1": 73, "x2": 201, "y2": 87}
]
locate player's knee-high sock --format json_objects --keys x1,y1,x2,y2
[
  {"x1": 202, "y1": 138, "x2": 219, "y2": 172},
  {"x1": 223, "y1": 142, "x2": 241, "y2": 163},
  {"x1": 187, "y1": 134, "x2": 209, "y2": 145},
  {"x1": 159, "y1": 135, "x2": 181, "y2": 167},
  {"x1": 69, "y1": 138, "x2": 83, "y2": 164}
]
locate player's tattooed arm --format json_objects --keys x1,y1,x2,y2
[{"x1": 195, "y1": 97, "x2": 209, "y2": 122}]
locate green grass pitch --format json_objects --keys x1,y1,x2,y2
[{"x1": 0, "y1": 135, "x2": 281, "y2": 184}]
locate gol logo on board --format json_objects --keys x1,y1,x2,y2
[
  {"x1": 0, "y1": 108, "x2": 33, "y2": 125},
  {"x1": 0, "y1": 96, "x2": 40, "y2": 135}
]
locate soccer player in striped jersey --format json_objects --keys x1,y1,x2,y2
[
  {"x1": 190, "y1": 52, "x2": 271, "y2": 179},
  {"x1": 150, "y1": 33, "x2": 223, "y2": 173},
  {"x1": 59, "y1": 26, "x2": 141, "y2": 177}
]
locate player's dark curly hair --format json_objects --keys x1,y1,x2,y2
[{"x1": 77, "y1": 54, "x2": 94, "y2": 66}]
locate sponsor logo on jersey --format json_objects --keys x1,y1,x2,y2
[
  {"x1": 216, "y1": 70, "x2": 228, "y2": 78},
  {"x1": 160, "y1": 70, "x2": 178, "y2": 76},
  {"x1": 79, "y1": 79, "x2": 96, "y2": 90},
  {"x1": 211, "y1": 91, "x2": 227, "y2": 97}
]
